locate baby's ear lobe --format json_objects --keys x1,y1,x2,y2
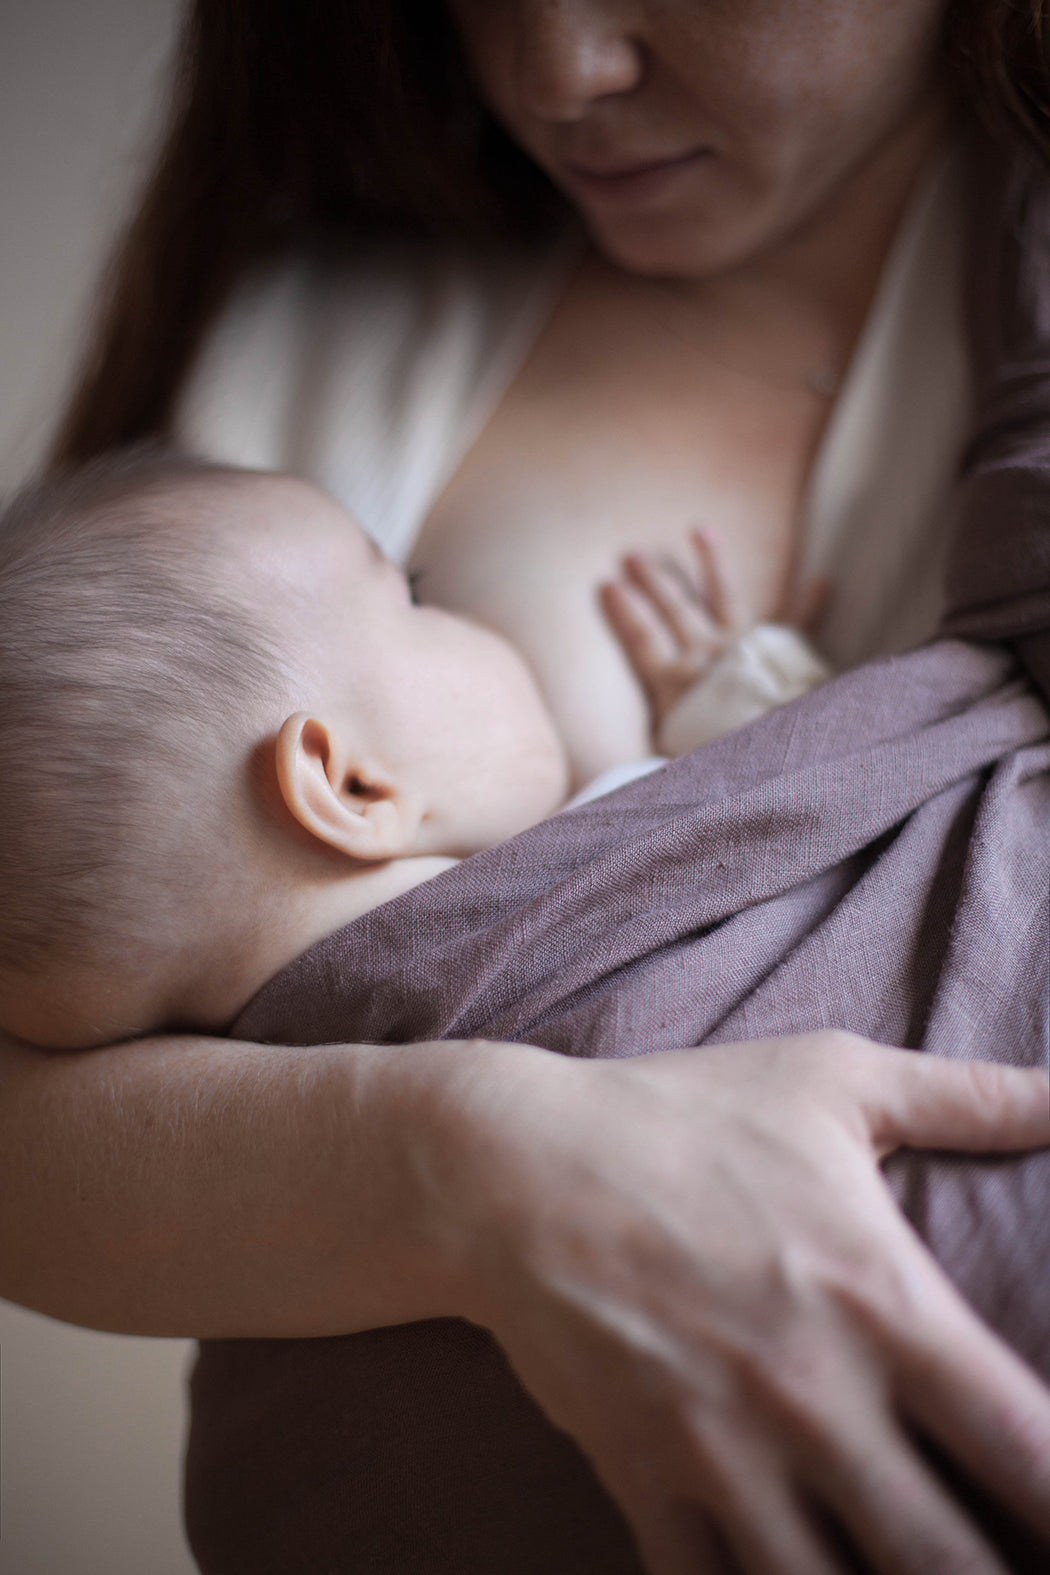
[{"x1": 274, "y1": 712, "x2": 419, "y2": 862}]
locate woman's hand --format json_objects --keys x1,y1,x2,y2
[
  {"x1": 422, "y1": 1032, "x2": 1050, "y2": 1575},
  {"x1": 5, "y1": 1026, "x2": 1047, "y2": 1572}
]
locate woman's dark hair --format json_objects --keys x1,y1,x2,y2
[
  {"x1": 950, "y1": 0, "x2": 1050, "y2": 152},
  {"x1": 53, "y1": 0, "x2": 1050, "y2": 466}
]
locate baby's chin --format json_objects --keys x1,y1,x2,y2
[
  {"x1": 501, "y1": 736, "x2": 574, "y2": 835},
  {"x1": 448, "y1": 742, "x2": 571, "y2": 856}
]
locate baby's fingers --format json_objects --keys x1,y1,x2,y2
[
  {"x1": 600, "y1": 565, "x2": 729, "y2": 722},
  {"x1": 688, "y1": 528, "x2": 743, "y2": 634},
  {"x1": 600, "y1": 576, "x2": 681, "y2": 677},
  {"x1": 623, "y1": 551, "x2": 727, "y2": 655}
]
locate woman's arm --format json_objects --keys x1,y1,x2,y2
[
  {"x1": 461, "y1": 1037, "x2": 1050, "y2": 1574},
  {"x1": 0, "y1": 1028, "x2": 496, "y2": 1337},
  {"x1": 3, "y1": 1026, "x2": 1049, "y2": 1573}
]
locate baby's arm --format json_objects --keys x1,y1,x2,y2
[{"x1": 600, "y1": 528, "x2": 832, "y2": 756}]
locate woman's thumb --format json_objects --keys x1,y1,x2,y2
[{"x1": 857, "y1": 1048, "x2": 1049, "y2": 1159}]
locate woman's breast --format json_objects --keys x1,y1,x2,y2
[{"x1": 410, "y1": 263, "x2": 834, "y2": 787}]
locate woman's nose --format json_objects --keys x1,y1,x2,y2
[{"x1": 511, "y1": 2, "x2": 645, "y2": 122}]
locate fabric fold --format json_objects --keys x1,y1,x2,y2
[{"x1": 186, "y1": 135, "x2": 1050, "y2": 1575}]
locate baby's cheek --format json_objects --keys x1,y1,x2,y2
[{"x1": 485, "y1": 671, "x2": 570, "y2": 822}]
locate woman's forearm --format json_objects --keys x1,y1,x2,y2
[
  {"x1": 4, "y1": 1024, "x2": 1050, "y2": 1571},
  {"x1": 0, "y1": 1028, "x2": 516, "y2": 1338}
]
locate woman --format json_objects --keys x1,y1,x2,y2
[{"x1": 3, "y1": 2, "x2": 1050, "y2": 1571}]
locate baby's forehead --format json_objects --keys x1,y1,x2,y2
[
  {"x1": 171, "y1": 471, "x2": 392, "y2": 633},
  {"x1": 164, "y1": 469, "x2": 368, "y2": 568},
  {"x1": 212, "y1": 469, "x2": 362, "y2": 539}
]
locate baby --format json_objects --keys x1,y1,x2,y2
[{"x1": 0, "y1": 451, "x2": 827, "y2": 1051}]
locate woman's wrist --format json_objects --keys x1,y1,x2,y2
[
  {"x1": 367, "y1": 1035, "x2": 1050, "y2": 1572},
  {"x1": 355, "y1": 1037, "x2": 572, "y2": 1329}
]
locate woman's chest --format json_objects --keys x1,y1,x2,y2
[{"x1": 410, "y1": 259, "x2": 838, "y2": 785}]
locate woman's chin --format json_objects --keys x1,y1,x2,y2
[{"x1": 580, "y1": 202, "x2": 774, "y2": 283}]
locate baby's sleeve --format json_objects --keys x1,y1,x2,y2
[{"x1": 656, "y1": 624, "x2": 832, "y2": 758}]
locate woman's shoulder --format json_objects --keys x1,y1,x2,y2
[
  {"x1": 175, "y1": 231, "x2": 579, "y2": 558},
  {"x1": 174, "y1": 251, "x2": 317, "y2": 473}
]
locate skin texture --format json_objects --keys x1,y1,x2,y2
[
  {"x1": 418, "y1": 3, "x2": 951, "y2": 782},
  {"x1": 0, "y1": 472, "x2": 789, "y2": 1053},
  {"x1": 5, "y1": 7, "x2": 1050, "y2": 1573},
  {"x1": 2, "y1": 1026, "x2": 1049, "y2": 1575},
  {"x1": 0, "y1": 470, "x2": 570, "y2": 1049},
  {"x1": 248, "y1": 476, "x2": 571, "y2": 857},
  {"x1": 448, "y1": 0, "x2": 950, "y2": 280}
]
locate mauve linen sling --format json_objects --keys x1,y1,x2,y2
[{"x1": 185, "y1": 140, "x2": 1050, "y2": 1574}]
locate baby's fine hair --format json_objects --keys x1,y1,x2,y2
[{"x1": 0, "y1": 449, "x2": 283, "y2": 978}]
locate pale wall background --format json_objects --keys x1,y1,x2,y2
[{"x1": 1, "y1": 3, "x2": 197, "y2": 1571}]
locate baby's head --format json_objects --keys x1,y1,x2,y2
[{"x1": 0, "y1": 453, "x2": 568, "y2": 1048}]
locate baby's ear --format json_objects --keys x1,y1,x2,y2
[{"x1": 274, "y1": 712, "x2": 420, "y2": 862}]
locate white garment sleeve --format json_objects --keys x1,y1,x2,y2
[
  {"x1": 175, "y1": 238, "x2": 579, "y2": 564},
  {"x1": 655, "y1": 624, "x2": 832, "y2": 758}
]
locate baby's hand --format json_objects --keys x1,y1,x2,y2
[{"x1": 599, "y1": 528, "x2": 741, "y2": 727}]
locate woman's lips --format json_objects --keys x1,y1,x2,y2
[{"x1": 559, "y1": 147, "x2": 712, "y2": 206}]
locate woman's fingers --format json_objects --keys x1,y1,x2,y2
[
  {"x1": 459, "y1": 1036, "x2": 1050, "y2": 1575},
  {"x1": 846, "y1": 1043, "x2": 1049, "y2": 1159},
  {"x1": 628, "y1": 1499, "x2": 731, "y2": 1575},
  {"x1": 675, "y1": 1234, "x2": 1026, "y2": 1575},
  {"x1": 633, "y1": 1409, "x2": 1009, "y2": 1575},
  {"x1": 691, "y1": 1452, "x2": 845, "y2": 1575},
  {"x1": 897, "y1": 1288, "x2": 1050, "y2": 1541},
  {"x1": 811, "y1": 1412, "x2": 1014, "y2": 1575}
]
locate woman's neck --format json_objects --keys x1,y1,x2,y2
[
  {"x1": 661, "y1": 88, "x2": 954, "y2": 377},
  {"x1": 617, "y1": 88, "x2": 950, "y2": 409}
]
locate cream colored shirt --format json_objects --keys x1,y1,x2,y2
[{"x1": 178, "y1": 147, "x2": 971, "y2": 745}]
